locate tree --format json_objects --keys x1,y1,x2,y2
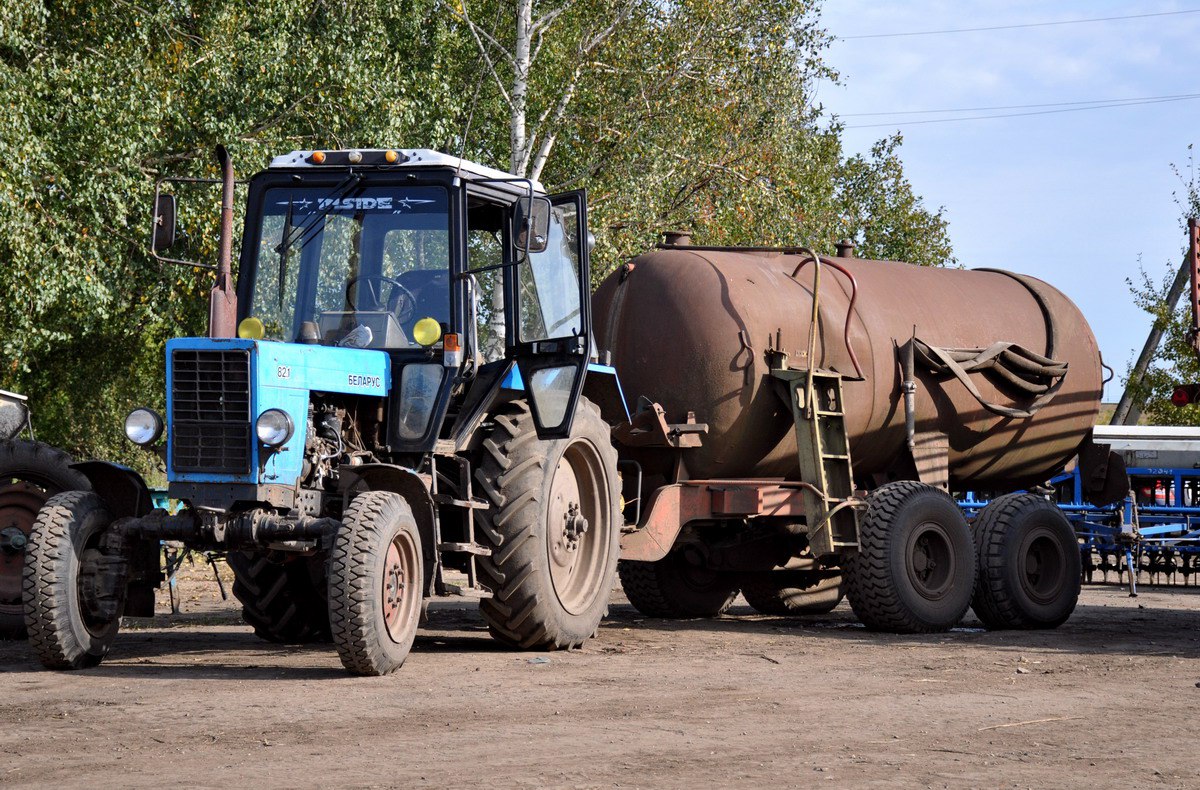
[
  {"x1": 1120, "y1": 147, "x2": 1200, "y2": 425},
  {"x1": 1, "y1": 0, "x2": 953, "y2": 469}
]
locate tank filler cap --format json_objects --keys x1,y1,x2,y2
[
  {"x1": 662, "y1": 230, "x2": 693, "y2": 246},
  {"x1": 835, "y1": 239, "x2": 856, "y2": 258}
]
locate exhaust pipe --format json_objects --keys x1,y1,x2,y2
[{"x1": 209, "y1": 145, "x2": 237, "y2": 338}]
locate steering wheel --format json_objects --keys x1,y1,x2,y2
[{"x1": 345, "y1": 274, "x2": 418, "y2": 325}]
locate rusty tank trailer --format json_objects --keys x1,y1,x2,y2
[
  {"x1": 596, "y1": 244, "x2": 1102, "y2": 489},
  {"x1": 604, "y1": 240, "x2": 1113, "y2": 635}
]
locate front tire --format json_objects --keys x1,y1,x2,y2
[
  {"x1": 475, "y1": 399, "x2": 620, "y2": 649},
  {"x1": 0, "y1": 440, "x2": 90, "y2": 639},
  {"x1": 971, "y1": 493, "x2": 1081, "y2": 630},
  {"x1": 328, "y1": 491, "x2": 424, "y2": 676},
  {"x1": 844, "y1": 481, "x2": 975, "y2": 633},
  {"x1": 23, "y1": 491, "x2": 123, "y2": 669},
  {"x1": 618, "y1": 552, "x2": 739, "y2": 618}
]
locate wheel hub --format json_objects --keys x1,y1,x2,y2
[
  {"x1": 0, "y1": 482, "x2": 47, "y2": 611},
  {"x1": 905, "y1": 521, "x2": 954, "y2": 601},
  {"x1": 381, "y1": 531, "x2": 421, "y2": 644},
  {"x1": 561, "y1": 502, "x2": 589, "y2": 551},
  {"x1": 1020, "y1": 530, "x2": 1065, "y2": 604},
  {"x1": 545, "y1": 442, "x2": 609, "y2": 616}
]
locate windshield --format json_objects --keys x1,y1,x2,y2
[{"x1": 248, "y1": 184, "x2": 450, "y2": 349}]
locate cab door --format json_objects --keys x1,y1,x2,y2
[{"x1": 510, "y1": 191, "x2": 591, "y2": 439}]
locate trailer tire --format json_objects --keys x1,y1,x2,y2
[
  {"x1": 971, "y1": 493, "x2": 1080, "y2": 630},
  {"x1": 0, "y1": 440, "x2": 90, "y2": 639},
  {"x1": 227, "y1": 551, "x2": 331, "y2": 644},
  {"x1": 475, "y1": 399, "x2": 620, "y2": 650},
  {"x1": 617, "y1": 553, "x2": 739, "y2": 618},
  {"x1": 741, "y1": 571, "x2": 843, "y2": 616},
  {"x1": 23, "y1": 491, "x2": 123, "y2": 669},
  {"x1": 328, "y1": 491, "x2": 424, "y2": 676},
  {"x1": 844, "y1": 481, "x2": 975, "y2": 633}
]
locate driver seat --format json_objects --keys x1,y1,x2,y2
[{"x1": 391, "y1": 269, "x2": 451, "y2": 330}]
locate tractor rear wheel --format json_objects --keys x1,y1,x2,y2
[
  {"x1": 23, "y1": 491, "x2": 124, "y2": 669},
  {"x1": 844, "y1": 481, "x2": 975, "y2": 633},
  {"x1": 475, "y1": 399, "x2": 620, "y2": 650},
  {"x1": 741, "y1": 571, "x2": 844, "y2": 616},
  {"x1": 971, "y1": 493, "x2": 1080, "y2": 630},
  {"x1": 618, "y1": 552, "x2": 739, "y2": 618},
  {"x1": 227, "y1": 551, "x2": 331, "y2": 644},
  {"x1": 0, "y1": 440, "x2": 90, "y2": 639},
  {"x1": 328, "y1": 491, "x2": 424, "y2": 676}
]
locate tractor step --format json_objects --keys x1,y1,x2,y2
[
  {"x1": 438, "y1": 541, "x2": 493, "y2": 556},
  {"x1": 443, "y1": 582, "x2": 494, "y2": 599}
]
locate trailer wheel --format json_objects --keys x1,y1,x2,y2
[
  {"x1": 844, "y1": 481, "x2": 975, "y2": 633},
  {"x1": 971, "y1": 493, "x2": 1080, "y2": 630},
  {"x1": 617, "y1": 553, "x2": 739, "y2": 618},
  {"x1": 227, "y1": 551, "x2": 331, "y2": 644},
  {"x1": 741, "y1": 571, "x2": 844, "y2": 616},
  {"x1": 0, "y1": 440, "x2": 90, "y2": 639},
  {"x1": 475, "y1": 398, "x2": 620, "y2": 649},
  {"x1": 23, "y1": 491, "x2": 124, "y2": 669},
  {"x1": 328, "y1": 491, "x2": 423, "y2": 676}
]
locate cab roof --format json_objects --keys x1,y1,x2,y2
[{"x1": 268, "y1": 149, "x2": 545, "y2": 199}]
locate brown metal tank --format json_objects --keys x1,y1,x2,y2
[{"x1": 594, "y1": 246, "x2": 1102, "y2": 489}]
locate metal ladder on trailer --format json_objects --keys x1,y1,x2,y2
[{"x1": 770, "y1": 361, "x2": 861, "y2": 557}]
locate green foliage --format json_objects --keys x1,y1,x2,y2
[
  {"x1": 1122, "y1": 146, "x2": 1200, "y2": 424},
  {"x1": 1, "y1": 0, "x2": 953, "y2": 470}
]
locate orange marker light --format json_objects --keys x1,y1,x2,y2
[
  {"x1": 442, "y1": 332, "x2": 463, "y2": 368},
  {"x1": 311, "y1": 150, "x2": 326, "y2": 164},
  {"x1": 384, "y1": 149, "x2": 399, "y2": 163}
]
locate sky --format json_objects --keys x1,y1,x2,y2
[{"x1": 815, "y1": 1, "x2": 1200, "y2": 401}]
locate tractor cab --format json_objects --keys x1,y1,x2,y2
[{"x1": 235, "y1": 149, "x2": 593, "y2": 450}]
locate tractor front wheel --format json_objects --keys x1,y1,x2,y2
[
  {"x1": 23, "y1": 491, "x2": 124, "y2": 669},
  {"x1": 328, "y1": 491, "x2": 424, "y2": 676}
]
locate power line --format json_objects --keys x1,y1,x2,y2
[
  {"x1": 840, "y1": 9, "x2": 1200, "y2": 40},
  {"x1": 840, "y1": 92, "x2": 1200, "y2": 118},
  {"x1": 842, "y1": 93, "x2": 1200, "y2": 129}
]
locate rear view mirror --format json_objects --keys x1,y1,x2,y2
[
  {"x1": 0, "y1": 390, "x2": 29, "y2": 441},
  {"x1": 152, "y1": 193, "x2": 177, "y2": 252},
  {"x1": 513, "y1": 196, "x2": 551, "y2": 254}
]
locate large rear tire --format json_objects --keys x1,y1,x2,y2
[
  {"x1": 227, "y1": 551, "x2": 331, "y2": 644},
  {"x1": 23, "y1": 491, "x2": 123, "y2": 669},
  {"x1": 618, "y1": 552, "x2": 739, "y2": 618},
  {"x1": 844, "y1": 481, "x2": 975, "y2": 633},
  {"x1": 475, "y1": 399, "x2": 620, "y2": 650},
  {"x1": 328, "y1": 491, "x2": 424, "y2": 676},
  {"x1": 741, "y1": 571, "x2": 843, "y2": 616},
  {"x1": 971, "y1": 493, "x2": 1081, "y2": 630},
  {"x1": 0, "y1": 440, "x2": 90, "y2": 639}
]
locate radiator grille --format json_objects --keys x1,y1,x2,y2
[{"x1": 170, "y1": 349, "x2": 252, "y2": 475}]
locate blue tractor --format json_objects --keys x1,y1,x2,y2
[{"x1": 23, "y1": 147, "x2": 626, "y2": 675}]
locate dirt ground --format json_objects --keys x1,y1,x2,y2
[{"x1": 1, "y1": 562, "x2": 1198, "y2": 789}]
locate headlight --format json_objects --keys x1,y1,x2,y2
[
  {"x1": 255, "y1": 409, "x2": 294, "y2": 447},
  {"x1": 124, "y1": 408, "x2": 163, "y2": 446}
]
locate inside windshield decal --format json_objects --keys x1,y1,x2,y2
[{"x1": 273, "y1": 196, "x2": 438, "y2": 214}]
